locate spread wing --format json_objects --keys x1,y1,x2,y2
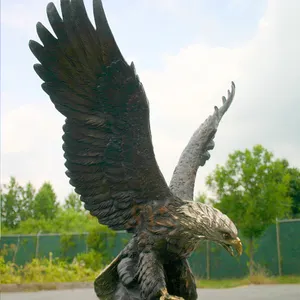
[
  {"x1": 170, "y1": 82, "x2": 236, "y2": 200},
  {"x1": 29, "y1": 0, "x2": 173, "y2": 231}
]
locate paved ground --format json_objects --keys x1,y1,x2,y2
[{"x1": 1, "y1": 285, "x2": 300, "y2": 300}]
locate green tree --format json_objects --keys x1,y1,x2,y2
[
  {"x1": 64, "y1": 191, "x2": 82, "y2": 212},
  {"x1": 19, "y1": 182, "x2": 35, "y2": 221},
  {"x1": 206, "y1": 145, "x2": 292, "y2": 274},
  {"x1": 1, "y1": 208, "x2": 111, "y2": 235},
  {"x1": 1, "y1": 177, "x2": 36, "y2": 229},
  {"x1": 32, "y1": 182, "x2": 59, "y2": 220},
  {"x1": 287, "y1": 167, "x2": 300, "y2": 218},
  {"x1": 1, "y1": 177, "x2": 22, "y2": 228},
  {"x1": 53, "y1": 209, "x2": 91, "y2": 233}
]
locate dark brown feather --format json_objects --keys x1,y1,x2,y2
[{"x1": 29, "y1": 0, "x2": 173, "y2": 231}]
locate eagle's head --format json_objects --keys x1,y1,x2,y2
[{"x1": 177, "y1": 201, "x2": 242, "y2": 256}]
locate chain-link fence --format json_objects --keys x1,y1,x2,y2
[
  {"x1": 0, "y1": 231, "x2": 131, "y2": 266},
  {"x1": 1, "y1": 219, "x2": 299, "y2": 279},
  {"x1": 189, "y1": 218, "x2": 300, "y2": 279}
]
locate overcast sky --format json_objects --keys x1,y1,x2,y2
[{"x1": 1, "y1": 0, "x2": 300, "y2": 202}]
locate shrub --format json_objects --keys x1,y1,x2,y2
[
  {"x1": 74, "y1": 250, "x2": 104, "y2": 271},
  {"x1": 0, "y1": 254, "x2": 97, "y2": 284}
]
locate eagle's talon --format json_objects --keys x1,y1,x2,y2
[
  {"x1": 159, "y1": 295, "x2": 184, "y2": 300},
  {"x1": 159, "y1": 288, "x2": 184, "y2": 300}
]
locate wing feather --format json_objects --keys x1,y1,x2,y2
[{"x1": 29, "y1": 0, "x2": 173, "y2": 231}]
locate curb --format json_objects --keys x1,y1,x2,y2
[{"x1": 0, "y1": 282, "x2": 94, "y2": 293}]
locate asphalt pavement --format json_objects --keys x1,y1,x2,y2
[{"x1": 1, "y1": 285, "x2": 300, "y2": 300}]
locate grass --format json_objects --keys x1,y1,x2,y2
[
  {"x1": 196, "y1": 275, "x2": 300, "y2": 289},
  {"x1": 197, "y1": 278, "x2": 249, "y2": 289},
  {"x1": 196, "y1": 263, "x2": 300, "y2": 288},
  {"x1": 1, "y1": 255, "x2": 300, "y2": 291}
]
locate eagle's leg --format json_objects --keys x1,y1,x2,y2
[
  {"x1": 165, "y1": 259, "x2": 198, "y2": 300},
  {"x1": 137, "y1": 252, "x2": 184, "y2": 300}
]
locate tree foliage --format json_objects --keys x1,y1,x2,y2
[
  {"x1": 1, "y1": 177, "x2": 116, "y2": 240},
  {"x1": 194, "y1": 192, "x2": 214, "y2": 204},
  {"x1": 0, "y1": 178, "x2": 116, "y2": 253},
  {"x1": 287, "y1": 167, "x2": 300, "y2": 218},
  {"x1": 1, "y1": 177, "x2": 35, "y2": 228},
  {"x1": 1, "y1": 177, "x2": 21, "y2": 228},
  {"x1": 2, "y1": 208, "x2": 98, "y2": 235},
  {"x1": 19, "y1": 183, "x2": 36, "y2": 222},
  {"x1": 64, "y1": 191, "x2": 83, "y2": 212},
  {"x1": 32, "y1": 182, "x2": 58, "y2": 220},
  {"x1": 206, "y1": 145, "x2": 292, "y2": 238},
  {"x1": 194, "y1": 192, "x2": 207, "y2": 204},
  {"x1": 206, "y1": 145, "x2": 292, "y2": 273}
]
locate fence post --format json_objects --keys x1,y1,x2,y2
[
  {"x1": 276, "y1": 219, "x2": 282, "y2": 276},
  {"x1": 85, "y1": 233, "x2": 89, "y2": 253},
  {"x1": 36, "y1": 231, "x2": 41, "y2": 258},
  {"x1": 12, "y1": 235, "x2": 20, "y2": 263},
  {"x1": 206, "y1": 240, "x2": 210, "y2": 280}
]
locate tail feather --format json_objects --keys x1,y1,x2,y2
[
  {"x1": 94, "y1": 253, "x2": 121, "y2": 299},
  {"x1": 94, "y1": 252, "x2": 140, "y2": 300}
]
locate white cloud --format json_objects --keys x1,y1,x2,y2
[
  {"x1": 2, "y1": 0, "x2": 300, "y2": 202},
  {"x1": 1, "y1": 101, "x2": 66, "y2": 197},
  {"x1": 2, "y1": 103, "x2": 63, "y2": 154},
  {"x1": 135, "y1": 0, "x2": 300, "y2": 195}
]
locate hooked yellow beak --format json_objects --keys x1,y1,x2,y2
[{"x1": 222, "y1": 237, "x2": 243, "y2": 257}]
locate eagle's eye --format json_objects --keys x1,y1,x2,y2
[{"x1": 222, "y1": 232, "x2": 231, "y2": 240}]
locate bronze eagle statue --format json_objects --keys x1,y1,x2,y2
[{"x1": 29, "y1": 0, "x2": 242, "y2": 299}]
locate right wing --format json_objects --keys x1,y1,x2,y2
[
  {"x1": 169, "y1": 82, "x2": 236, "y2": 200},
  {"x1": 29, "y1": 0, "x2": 173, "y2": 232}
]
